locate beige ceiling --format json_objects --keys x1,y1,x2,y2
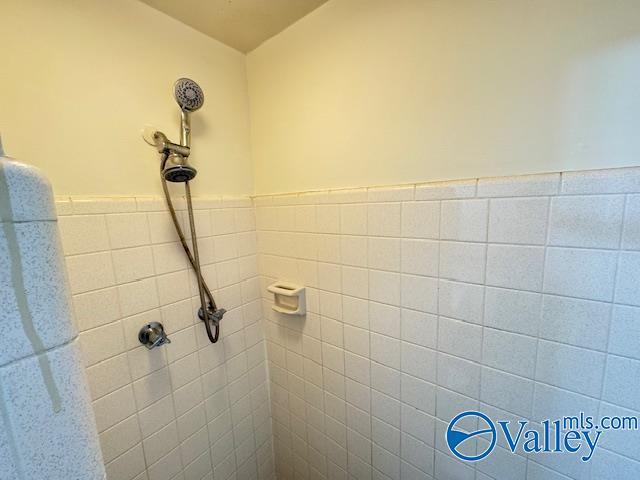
[{"x1": 139, "y1": 0, "x2": 329, "y2": 53}]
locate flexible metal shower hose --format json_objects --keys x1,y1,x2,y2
[{"x1": 160, "y1": 176, "x2": 222, "y2": 343}]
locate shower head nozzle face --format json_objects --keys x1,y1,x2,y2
[
  {"x1": 162, "y1": 153, "x2": 197, "y2": 182},
  {"x1": 174, "y1": 78, "x2": 204, "y2": 112},
  {"x1": 164, "y1": 164, "x2": 197, "y2": 183}
]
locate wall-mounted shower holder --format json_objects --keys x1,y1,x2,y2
[{"x1": 267, "y1": 282, "x2": 306, "y2": 316}]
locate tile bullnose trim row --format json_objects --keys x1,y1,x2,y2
[{"x1": 252, "y1": 165, "x2": 640, "y2": 204}]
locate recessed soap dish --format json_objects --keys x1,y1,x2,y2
[{"x1": 267, "y1": 282, "x2": 306, "y2": 316}]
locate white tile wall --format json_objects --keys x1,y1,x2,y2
[
  {"x1": 255, "y1": 167, "x2": 640, "y2": 480},
  {"x1": 52, "y1": 166, "x2": 640, "y2": 480},
  {"x1": 56, "y1": 196, "x2": 274, "y2": 480}
]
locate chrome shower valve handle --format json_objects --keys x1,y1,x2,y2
[{"x1": 138, "y1": 322, "x2": 171, "y2": 350}]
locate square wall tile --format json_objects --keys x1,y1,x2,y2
[
  {"x1": 615, "y1": 251, "x2": 640, "y2": 306},
  {"x1": 340, "y1": 205, "x2": 367, "y2": 235},
  {"x1": 401, "y1": 239, "x2": 439, "y2": 277},
  {"x1": 368, "y1": 237, "x2": 401, "y2": 271},
  {"x1": 99, "y1": 415, "x2": 141, "y2": 464},
  {"x1": 117, "y1": 277, "x2": 160, "y2": 317},
  {"x1": 342, "y1": 296, "x2": 369, "y2": 329},
  {"x1": 609, "y1": 305, "x2": 640, "y2": 360},
  {"x1": 93, "y1": 385, "x2": 137, "y2": 433},
  {"x1": 341, "y1": 236, "x2": 368, "y2": 267},
  {"x1": 622, "y1": 194, "x2": 640, "y2": 250},
  {"x1": 540, "y1": 295, "x2": 610, "y2": 350},
  {"x1": 66, "y1": 251, "x2": 115, "y2": 294},
  {"x1": 597, "y1": 401, "x2": 640, "y2": 461},
  {"x1": 345, "y1": 352, "x2": 370, "y2": 386},
  {"x1": 370, "y1": 333, "x2": 400, "y2": 369},
  {"x1": 482, "y1": 328, "x2": 536, "y2": 378},
  {"x1": 440, "y1": 199, "x2": 488, "y2": 242},
  {"x1": 543, "y1": 247, "x2": 617, "y2": 302},
  {"x1": 400, "y1": 405, "x2": 435, "y2": 445},
  {"x1": 105, "y1": 443, "x2": 147, "y2": 480},
  {"x1": 548, "y1": 195, "x2": 625, "y2": 248},
  {"x1": 434, "y1": 449, "x2": 473, "y2": 480},
  {"x1": 401, "y1": 202, "x2": 440, "y2": 239},
  {"x1": 294, "y1": 205, "x2": 317, "y2": 233},
  {"x1": 342, "y1": 266, "x2": 368, "y2": 299},
  {"x1": 401, "y1": 274, "x2": 438, "y2": 314},
  {"x1": 371, "y1": 417, "x2": 400, "y2": 454},
  {"x1": 603, "y1": 355, "x2": 640, "y2": 411},
  {"x1": 370, "y1": 301, "x2": 401, "y2": 338},
  {"x1": 439, "y1": 241, "x2": 486, "y2": 284},
  {"x1": 484, "y1": 287, "x2": 541, "y2": 336},
  {"x1": 401, "y1": 342, "x2": 436, "y2": 383},
  {"x1": 480, "y1": 367, "x2": 533, "y2": 418},
  {"x1": 488, "y1": 197, "x2": 548, "y2": 245},
  {"x1": 371, "y1": 363, "x2": 400, "y2": 403},
  {"x1": 436, "y1": 353, "x2": 480, "y2": 398},
  {"x1": 86, "y1": 353, "x2": 131, "y2": 400},
  {"x1": 591, "y1": 449, "x2": 640, "y2": 480},
  {"x1": 147, "y1": 211, "x2": 180, "y2": 244},
  {"x1": 535, "y1": 340, "x2": 605, "y2": 397},
  {"x1": 437, "y1": 317, "x2": 482, "y2": 362},
  {"x1": 73, "y1": 287, "x2": 121, "y2": 331},
  {"x1": 106, "y1": 213, "x2": 151, "y2": 249},
  {"x1": 58, "y1": 215, "x2": 110, "y2": 255},
  {"x1": 486, "y1": 244, "x2": 545, "y2": 292},
  {"x1": 344, "y1": 325, "x2": 370, "y2": 358},
  {"x1": 368, "y1": 203, "x2": 402, "y2": 237},
  {"x1": 371, "y1": 390, "x2": 401, "y2": 427},
  {"x1": 370, "y1": 270, "x2": 401, "y2": 306},
  {"x1": 438, "y1": 280, "x2": 484, "y2": 324},
  {"x1": 404, "y1": 432, "x2": 436, "y2": 474},
  {"x1": 401, "y1": 310, "x2": 437, "y2": 349},
  {"x1": 111, "y1": 246, "x2": 155, "y2": 284},
  {"x1": 79, "y1": 322, "x2": 125, "y2": 367}
]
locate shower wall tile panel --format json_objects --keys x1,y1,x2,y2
[
  {"x1": 57, "y1": 196, "x2": 274, "y2": 480},
  {"x1": 254, "y1": 168, "x2": 640, "y2": 480}
]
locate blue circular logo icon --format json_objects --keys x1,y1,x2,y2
[{"x1": 446, "y1": 411, "x2": 497, "y2": 461}]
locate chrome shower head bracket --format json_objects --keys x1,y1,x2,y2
[{"x1": 152, "y1": 131, "x2": 190, "y2": 158}]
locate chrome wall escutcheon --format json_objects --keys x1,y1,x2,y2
[{"x1": 138, "y1": 322, "x2": 171, "y2": 349}]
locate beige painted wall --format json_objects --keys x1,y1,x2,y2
[
  {"x1": 2, "y1": 0, "x2": 253, "y2": 196},
  {"x1": 247, "y1": 0, "x2": 640, "y2": 194}
]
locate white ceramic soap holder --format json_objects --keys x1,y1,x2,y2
[{"x1": 267, "y1": 282, "x2": 306, "y2": 316}]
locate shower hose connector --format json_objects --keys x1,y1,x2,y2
[{"x1": 198, "y1": 303, "x2": 226, "y2": 325}]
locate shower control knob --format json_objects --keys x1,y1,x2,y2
[{"x1": 138, "y1": 322, "x2": 171, "y2": 350}]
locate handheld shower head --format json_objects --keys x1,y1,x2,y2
[
  {"x1": 162, "y1": 153, "x2": 197, "y2": 182},
  {"x1": 174, "y1": 78, "x2": 204, "y2": 147},
  {"x1": 174, "y1": 78, "x2": 204, "y2": 112}
]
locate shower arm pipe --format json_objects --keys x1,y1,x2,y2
[{"x1": 159, "y1": 166, "x2": 220, "y2": 342}]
